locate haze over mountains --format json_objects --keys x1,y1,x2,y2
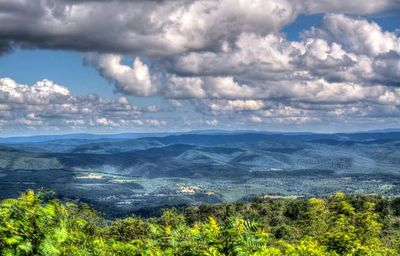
[{"x1": 0, "y1": 130, "x2": 399, "y2": 216}]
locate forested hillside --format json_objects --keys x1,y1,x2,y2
[
  {"x1": 2, "y1": 132, "x2": 400, "y2": 216},
  {"x1": 1, "y1": 190, "x2": 400, "y2": 255}
]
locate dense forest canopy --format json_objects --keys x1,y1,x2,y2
[{"x1": 1, "y1": 190, "x2": 400, "y2": 255}]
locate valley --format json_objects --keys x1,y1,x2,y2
[{"x1": 1, "y1": 131, "x2": 399, "y2": 217}]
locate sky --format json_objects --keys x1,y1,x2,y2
[{"x1": 0, "y1": 0, "x2": 399, "y2": 135}]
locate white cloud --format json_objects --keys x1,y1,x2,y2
[
  {"x1": 117, "y1": 96, "x2": 129, "y2": 105},
  {"x1": 169, "y1": 33, "x2": 296, "y2": 78},
  {"x1": 0, "y1": 77, "x2": 167, "y2": 131},
  {"x1": 249, "y1": 115, "x2": 263, "y2": 123},
  {"x1": 206, "y1": 119, "x2": 218, "y2": 126},
  {"x1": 166, "y1": 75, "x2": 260, "y2": 99},
  {"x1": 302, "y1": 14, "x2": 400, "y2": 56},
  {"x1": 162, "y1": 15, "x2": 400, "y2": 110},
  {"x1": 146, "y1": 105, "x2": 160, "y2": 112},
  {"x1": 0, "y1": 77, "x2": 72, "y2": 105},
  {"x1": 0, "y1": 0, "x2": 397, "y2": 57},
  {"x1": 166, "y1": 77, "x2": 400, "y2": 106},
  {"x1": 168, "y1": 99, "x2": 184, "y2": 107},
  {"x1": 87, "y1": 54, "x2": 158, "y2": 96},
  {"x1": 95, "y1": 117, "x2": 112, "y2": 126},
  {"x1": 208, "y1": 100, "x2": 264, "y2": 111},
  {"x1": 145, "y1": 119, "x2": 167, "y2": 127},
  {"x1": 288, "y1": 80, "x2": 400, "y2": 105},
  {"x1": 0, "y1": 1, "x2": 399, "y2": 131},
  {"x1": 300, "y1": 0, "x2": 399, "y2": 14},
  {"x1": 203, "y1": 77, "x2": 256, "y2": 99},
  {"x1": 0, "y1": 0, "x2": 300, "y2": 56},
  {"x1": 166, "y1": 75, "x2": 206, "y2": 98}
]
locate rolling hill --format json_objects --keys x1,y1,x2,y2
[{"x1": 0, "y1": 131, "x2": 399, "y2": 216}]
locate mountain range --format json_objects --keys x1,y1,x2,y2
[{"x1": 0, "y1": 130, "x2": 399, "y2": 217}]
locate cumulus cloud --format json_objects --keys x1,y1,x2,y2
[
  {"x1": 0, "y1": 0, "x2": 299, "y2": 55},
  {"x1": 303, "y1": 14, "x2": 400, "y2": 56},
  {"x1": 165, "y1": 75, "x2": 256, "y2": 99},
  {"x1": 0, "y1": 77, "x2": 167, "y2": 132},
  {"x1": 166, "y1": 75, "x2": 206, "y2": 98},
  {"x1": 205, "y1": 119, "x2": 219, "y2": 126},
  {"x1": 2, "y1": 79, "x2": 73, "y2": 111},
  {"x1": 300, "y1": 0, "x2": 399, "y2": 14},
  {"x1": 0, "y1": 0, "x2": 397, "y2": 56},
  {"x1": 86, "y1": 54, "x2": 158, "y2": 96},
  {"x1": 165, "y1": 77, "x2": 400, "y2": 106},
  {"x1": 0, "y1": 0, "x2": 399, "y2": 130},
  {"x1": 203, "y1": 77, "x2": 256, "y2": 99},
  {"x1": 1, "y1": 2, "x2": 398, "y2": 94},
  {"x1": 373, "y1": 51, "x2": 400, "y2": 85},
  {"x1": 207, "y1": 100, "x2": 265, "y2": 112},
  {"x1": 145, "y1": 119, "x2": 167, "y2": 127},
  {"x1": 299, "y1": 15, "x2": 400, "y2": 86},
  {"x1": 171, "y1": 16, "x2": 398, "y2": 82},
  {"x1": 249, "y1": 115, "x2": 263, "y2": 123},
  {"x1": 168, "y1": 33, "x2": 296, "y2": 78}
]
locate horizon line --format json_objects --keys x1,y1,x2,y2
[{"x1": 1, "y1": 128, "x2": 400, "y2": 139}]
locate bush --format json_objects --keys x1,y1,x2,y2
[{"x1": 0, "y1": 190, "x2": 399, "y2": 255}]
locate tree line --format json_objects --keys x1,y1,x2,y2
[{"x1": 1, "y1": 190, "x2": 400, "y2": 255}]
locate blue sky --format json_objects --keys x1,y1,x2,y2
[
  {"x1": 0, "y1": 1, "x2": 399, "y2": 135},
  {"x1": 0, "y1": 50, "x2": 164, "y2": 107}
]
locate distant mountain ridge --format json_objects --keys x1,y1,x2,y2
[
  {"x1": 2, "y1": 130, "x2": 400, "y2": 146},
  {"x1": 0, "y1": 130, "x2": 399, "y2": 215}
]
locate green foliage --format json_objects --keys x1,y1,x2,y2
[{"x1": 1, "y1": 190, "x2": 399, "y2": 255}]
